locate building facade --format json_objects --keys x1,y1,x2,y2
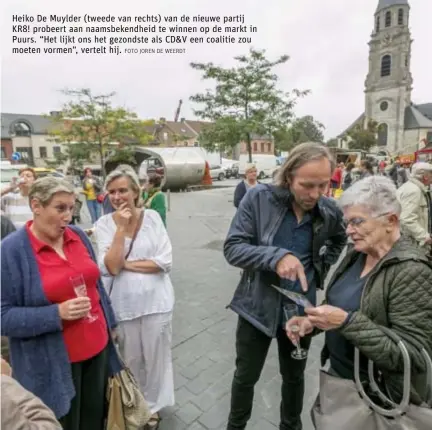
[
  {"x1": 1, "y1": 112, "x2": 275, "y2": 168},
  {"x1": 339, "y1": 0, "x2": 432, "y2": 155},
  {"x1": 1, "y1": 113, "x2": 62, "y2": 166}
]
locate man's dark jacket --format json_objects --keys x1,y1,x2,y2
[
  {"x1": 224, "y1": 184, "x2": 347, "y2": 338},
  {"x1": 1, "y1": 216, "x2": 16, "y2": 240}
]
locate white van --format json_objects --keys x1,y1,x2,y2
[{"x1": 238, "y1": 154, "x2": 278, "y2": 179}]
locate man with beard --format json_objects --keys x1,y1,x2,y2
[{"x1": 223, "y1": 142, "x2": 347, "y2": 430}]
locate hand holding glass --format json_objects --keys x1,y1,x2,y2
[
  {"x1": 283, "y1": 304, "x2": 308, "y2": 360},
  {"x1": 70, "y1": 275, "x2": 98, "y2": 322}
]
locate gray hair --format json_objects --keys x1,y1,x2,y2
[
  {"x1": 29, "y1": 177, "x2": 75, "y2": 207},
  {"x1": 411, "y1": 162, "x2": 432, "y2": 180},
  {"x1": 104, "y1": 166, "x2": 142, "y2": 207},
  {"x1": 338, "y1": 176, "x2": 401, "y2": 217},
  {"x1": 274, "y1": 142, "x2": 335, "y2": 188}
]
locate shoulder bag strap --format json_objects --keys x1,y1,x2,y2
[
  {"x1": 109, "y1": 210, "x2": 144, "y2": 296},
  {"x1": 124, "y1": 209, "x2": 144, "y2": 260}
]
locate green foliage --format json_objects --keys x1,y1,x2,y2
[
  {"x1": 44, "y1": 151, "x2": 69, "y2": 169},
  {"x1": 47, "y1": 88, "x2": 153, "y2": 178},
  {"x1": 190, "y1": 48, "x2": 309, "y2": 162},
  {"x1": 274, "y1": 115, "x2": 325, "y2": 152},
  {"x1": 106, "y1": 146, "x2": 137, "y2": 166},
  {"x1": 344, "y1": 120, "x2": 378, "y2": 152},
  {"x1": 326, "y1": 138, "x2": 339, "y2": 148}
]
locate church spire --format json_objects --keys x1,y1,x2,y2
[{"x1": 365, "y1": 0, "x2": 412, "y2": 152}]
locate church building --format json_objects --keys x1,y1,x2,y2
[{"x1": 338, "y1": 0, "x2": 432, "y2": 155}]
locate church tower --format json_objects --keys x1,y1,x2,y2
[{"x1": 364, "y1": 0, "x2": 412, "y2": 153}]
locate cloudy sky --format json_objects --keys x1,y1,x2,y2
[{"x1": 1, "y1": 0, "x2": 431, "y2": 139}]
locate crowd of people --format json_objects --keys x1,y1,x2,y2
[
  {"x1": 1, "y1": 143, "x2": 431, "y2": 430},
  {"x1": 1, "y1": 167, "x2": 169, "y2": 430},
  {"x1": 227, "y1": 144, "x2": 431, "y2": 429}
]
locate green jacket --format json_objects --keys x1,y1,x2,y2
[
  {"x1": 144, "y1": 191, "x2": 166, "y2": 226},
  {"x1": 323, "y1": 237, "x2": 432, "y2": 404}
]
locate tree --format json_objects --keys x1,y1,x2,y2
[
  {"x1": 344, "y1": 120, "x2": 378, "y2": 152},
  {"x1": 190, "y1": 48, "x2": 309, "y2": 162},
  {"x1": 48, "y1": 88, "x2": 153, "y2": 178},
  {"x1": 273, "y1": 115, "x2": 325, "y2": 152},
  {"x1": 326, "y1": 138, "x2": 339, "y2": 148},
  {"x1": 44, "y1": 152, "x2": 69, "y2": 170}
]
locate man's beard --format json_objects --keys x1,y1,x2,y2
[{"x1": 290, "y1": 189, "x2": 318, "y2": 211}]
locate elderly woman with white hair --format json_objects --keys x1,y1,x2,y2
[
  {"x1": 95, "y1": 167, "x2": 174, "y2": 429},
  {"x1": 396, "y1": 161, "x2": 432, "y2": 250},
  {"x1": 286, "y1": 176, "x2": 432, "y2": 406},
  {"x1": 1, "y1": 177, "x2": 122, "y2": 429}
]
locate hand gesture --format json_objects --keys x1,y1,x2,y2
[
  {"x1": 276, "y1": 254, "x2": 308, "y2": 292},
  {"x1": 305, "y1": 305, "x2": 348, "y2": 331},
  {"x1": 114, "y1": 203, "x2": 132, "y2": 229},
  {"x1": 285, "y1": 316, "x2": 313, "y2": 345},
  {"x1": 58, "y1": 297, "x2": 91, "y2": 321}
]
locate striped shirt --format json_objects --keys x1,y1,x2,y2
[{"x1": 1, "y1": 192, "x2": 33, "y2": 228}]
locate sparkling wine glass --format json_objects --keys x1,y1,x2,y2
[
  {"x1": 70, "y1": 274, "x2": 98, "y2": 322},
  {"x1": 283, "y1": 303, "x2": 308, "y2": 360}
]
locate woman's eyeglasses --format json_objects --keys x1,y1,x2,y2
[{"x1": 344, "y1": 212, "x2": 391, "y2": 228}]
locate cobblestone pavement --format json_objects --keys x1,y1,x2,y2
[{"x1": 154, "y1": 187, "x2": 326, "y2": 430}]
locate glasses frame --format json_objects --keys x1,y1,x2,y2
[{"x1": 344, "y1": 211, "x2": 391, "y2": 228}]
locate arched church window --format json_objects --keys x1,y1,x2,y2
[
  {"x1": 377, "y1": 124, "x2": 388, "y2": 147},
  {"x1": 376, "y1": 16, "x2": 380, "y2": 32},
  {"x1": 381, "y1": 55, "x2": 391, "y2": 77},
  {"x1": 398, "y1": 9, "x2": 404, "y2": 25},
  {"x1": 385, "y1": 11, "x2": 392, "y2": 27},
  {"x1": 10, "y1": 121, "x2": 31, "y2": 137}
]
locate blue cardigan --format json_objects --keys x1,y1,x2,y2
[{"x1": 1, "y1": 225, "x2": 123, "y2": 419}]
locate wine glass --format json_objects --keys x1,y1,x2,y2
[
  {"x1": 283, "y1": 303, "x2": 308, "y2": 360},
  {"x1": 70, "y1": 274, "x2": 98, "y2": 323}
]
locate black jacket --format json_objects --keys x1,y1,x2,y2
[
  {"x1": 233, "y1": 181, "x2": 261, "y2": 208},
  {"x1": 224, "y1": 184, "x2": 347, "y2": 337},
  {"x1": 1, "y1": 216, "x2": 16, "y2": 240}
]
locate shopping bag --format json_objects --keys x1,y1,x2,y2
[
  {"x1": 311, "y1": 327, "x2": 432, "y2": 429},
  {"x1": 105, "y1": 354, "x2": 152, "y2": 430}
]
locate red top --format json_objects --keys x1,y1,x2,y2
[
  {"x1": 26, "y1": 222, "x2": 108, "y2": 363},
  {"x1": 331, "y1": 167, "x2": 342, "y2": 185}
]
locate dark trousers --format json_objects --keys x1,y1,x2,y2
[
  {"x1": 227, "y1": 317, "x2": 312, "y2": 430},
  {"x1": 59, "y1": 346, "x2": 109, "y2": 430}
]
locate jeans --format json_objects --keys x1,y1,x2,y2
[
  {"x1": 227, "y1": 317, "x2": 312, "y2": 430},
  {"x1": 86, "y1": 199, "x2": 101, "y2": 224}
]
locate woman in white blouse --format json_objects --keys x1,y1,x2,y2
[{"x1": 95, "y1": 167, "x2": 174, "y2": 429}]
